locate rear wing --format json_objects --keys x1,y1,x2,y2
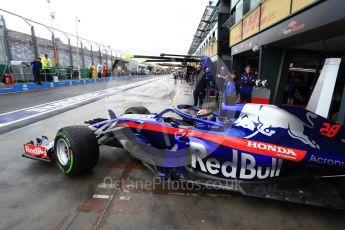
[{"x1": 306, "y1": 58, "x2": 341, "y2": 118}]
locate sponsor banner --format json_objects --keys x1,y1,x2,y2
[
  {"x1": 260, "y1": 0, "x2": 291, "y2": 30},
  {"x1": 229, "y1": 22, "x2": 242, "y2": 46},
  {"x1": 242, "y1": 7, "x2": 260, "y2": 40},
  {"x1": 231, "y1": 0, "x2": 323, "y2": 54},
  {"x1": 282, "y1": 20, "x2": 306, "y2": 35},
  {"x1": 292, "y1": 0, "x2": 316, "y2": 13},
  {"x1": 229, "y1": 0, "x2": 291, "y2": 45},
  {"x1": 24, "y1": 144, "x2": 47, "y2": 158},
  {"x1": 230, "y1": 0, "x2": 294, "y2": 46}
]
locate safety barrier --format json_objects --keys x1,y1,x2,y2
[{"x1": 0, "y1": 75, "x2": 161, "y2": 94}]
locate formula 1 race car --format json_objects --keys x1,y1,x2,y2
[
  {"x1": 22, "y1": 58, "x2": 345, "y2": 209},
  {"x1": 23, "y1": 102, "x2": 345, "y2": 209}
]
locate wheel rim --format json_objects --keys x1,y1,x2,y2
[{"x1": 56, "y1": 139, "x2": 70, "y2": 166}]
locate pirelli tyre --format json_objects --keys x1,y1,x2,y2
[
  {"x1": 124, "y1": 106, "x2": 150, "y2": 115},
  {"x1": 54, "y1": 126, "x2": 99, "y2": 176}
]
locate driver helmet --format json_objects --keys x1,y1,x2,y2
[{"x1": 197, "y1": 109, "x2": 214, "y2": 121}]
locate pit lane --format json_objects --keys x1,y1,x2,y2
[
  {"x1": 0, "y1": 76, "x2": 161, "y2": 134},
  {"x1": 0, "y1": 77, "x2": 344, "y2": 229}
]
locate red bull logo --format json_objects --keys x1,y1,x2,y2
[
  {"x1": 234, "y1": 104, "x2": 320, "y2": 149},
  {"x1": 24, "y1": 144, "x2": 47, "y2": 158},
  {"x1": 191, "y1": 150, "x2": 283, "y2": 179},
  {"x1": 283, "y1": 21, "x2": 305, "y2": 35}
]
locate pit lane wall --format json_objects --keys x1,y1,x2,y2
[{"x1": 0, "y1": 75, "x2": 159, "y2": 94}]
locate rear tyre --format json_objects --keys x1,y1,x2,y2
[
  {"x1": 124, "y1": 106, "x2": 150, "y2": 115},
  {"x1": 54, "y1": 126, "x2": 99, "y2": 176}
]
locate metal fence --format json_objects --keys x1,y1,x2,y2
[{"x1": 0, "y1": 9, "x2": 125, "y2": 82}]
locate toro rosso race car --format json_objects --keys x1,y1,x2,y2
[{"x1": 22, "y1": 58, "x2": 345, "y2": 209}]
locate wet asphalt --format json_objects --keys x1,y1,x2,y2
[{"x1": 0, "y1": 75, "x2": 157, "y2": 114}]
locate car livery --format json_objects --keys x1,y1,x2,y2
[{"x1": 21, "y1": 56, "x2": 345, "y2": 209}]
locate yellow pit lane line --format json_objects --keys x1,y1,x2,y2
[{"x1": 172, "y1": 89, "x2": 180, "y2": 106}]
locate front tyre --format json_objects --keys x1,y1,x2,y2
[{"x1": 54, "y1": 126, "x2": 99, "y2": 176}]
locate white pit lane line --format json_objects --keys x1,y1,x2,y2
[
  {"x1": 0, "y1": 77, "x2": 162, "y2": 128},
  {"x1": 93, "y1": 195, "x2": 113, "y2": 199}
]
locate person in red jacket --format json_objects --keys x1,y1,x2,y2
[{"x1": 102, "y1": 63, "x2": 108, "y2": 77}]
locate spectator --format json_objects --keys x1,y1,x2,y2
[
  {"x1": 193, "y1": 64, "x2": 210, "y2": 108},
  {"x1": 31, "y1": 58, "x2": 42, "y2": 85},
  {"x1": 97, "y1": 63, "x2": 102, "y2": 78},
  {"x1": 2, "y1": 72, "x2": 15, "y2": 87},
  {"x1": 41, "y1": 54, "x2": 52, "y2": 82},
  {"x1": 240, "y1": 65, "x2": 256, "y2": 103},
  {"x1": 102, "y1": 63, "x2": 108, "y2": 77},
  {"x1": 88, "y1": 63, "x2": 93, "y2": 79},
  {"x1": 91, "y1": 64, "x2": 98, "y2": 78}
]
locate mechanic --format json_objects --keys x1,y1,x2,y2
[
  {"x1": 193, "y1": 64, "x2": 211, "y2": 108},
  {"x1": 205, "y1": 67, "x2": 214, "y2": 81},
  {"x1": 240, "y1": 65, "x2": 256, "y2": 103}
]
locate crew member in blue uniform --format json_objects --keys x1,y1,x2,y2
[
  {"x1": 240, "y1": 65, "x2": 256, "y2": 103},
  {"x1": 194, "y1": 64, "x2": 212, "y2": 107}
]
